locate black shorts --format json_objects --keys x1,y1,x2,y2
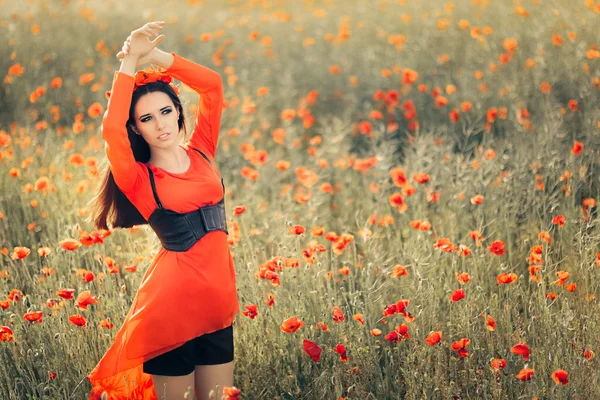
[{"x1": 143, "y1": 324, "x2": 234, "y2": 376}]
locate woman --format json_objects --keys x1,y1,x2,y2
[{"x1": 86, "y1": 21, "x2": 240, "y2": 400}]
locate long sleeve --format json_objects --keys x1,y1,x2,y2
[
  {"x1": 163, "y1": 52, "x2": 223, "y2": 159},
  {"x1": 101, "y1": 72, "x2": 145, "y2": 194}
]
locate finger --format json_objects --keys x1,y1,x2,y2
[
  {"x1": 151, "y1": 35, "x2": 165, "y2": 47},
  {"x1": 142, "y1": 27, "x2": 157, "y2": 37},
  {"x1": 145, "y1": 23, "x2": 162, "y2": 32}
]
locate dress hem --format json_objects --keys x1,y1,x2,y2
[{"x1": 87, "y1": 310, "x2": 238, "y2": 400}]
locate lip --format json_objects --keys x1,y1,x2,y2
[{"x1": 157, "y1": 132, "x2": 171, "y2": 140}]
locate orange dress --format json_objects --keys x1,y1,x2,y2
[{"x1": 87, "y1": 53, "x2": 240, "y2": 400}]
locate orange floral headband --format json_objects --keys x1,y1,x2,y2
[{"x1": 105, "y1": 65, "x2": 180, "y2": 100}]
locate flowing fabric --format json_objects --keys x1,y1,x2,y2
[{"x1": 87, "y1": 53, "x2": 240, "y2": 400}]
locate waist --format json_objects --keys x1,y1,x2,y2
[{"x1": 148, "y1": 198, "x2": 228, "y2": 252}]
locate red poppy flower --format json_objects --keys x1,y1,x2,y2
[
  {"x1": 332, "y1": 306, "x2": 345, "y2": 323},
  {"x1": 489, "y1": 240, "x2": 506, "y2": 256},
  {"x1": 490, "y1": 358, "x2": 506, "y2": 371},
  {"x1": 384, "y1": 330, "x2": 400, "y2": 343},
  {"x1": 552, "y1": 215, "x2": 565, "y2": 227},
  {"x1": 353, "y1": 313, "x2": 365, "y2": 325},
  {"x1": 223, "y1": 386, "x2": 241, "y2": 400},
  {"x1": 497, "y1": 272, "x2": 518, "y2": 285},
  {"x1": 7, "y1": 289, "x2": 24, "y2": 302},
  {"x1": 516, "y1": 368, "x2": 534, "y2": 381},
  {"x1": 456, "y1": 272, "x2": 470, "y2": 284},
  {"x1": 451, "y1": 338, "x2": 470, "y2": 358},
  {"x1": 486, "y1": 315, "x2": 496, "y2": 331},
  {"x1": 334, "y1": 344, "x2": 348, "y2": 362},
  {"x1": 288, "y1": 225, "x2": 306, "y2": 235},
  {"x1": 571, "y1": 140, "x2": 583, "y2": 155},
  {"x1": 10, "y1": 246, "x2": 31, "y2": 260},
  {"x1": 280, "y1": 316, "x2": 304, "y2": 333},
  {"x1": 233, "y1": 206, "x2": 246, "y2": 216},
  {"x1": 75, "y1": 291, "x2": 98, "y2": 310},
  {"x1": 0, "y1": 326, "x2": 15, "y2": 342},
  {"x1": 68, "y1": 314, "x2": 87, "y2": 327},
  {"x1": 56, "y1": 288, "x2": 75, "y2": 300},
  {"x1": 99, "y1": 319, "x2": 114, "y2": 329},
  {"x1": 450, "y1": 289, "x2": 465, "y2": 302},
  {"x1": 303, "y1": 339, "x2": 322, "y2": 362},
  {"x1": 391, "y1": 264, "x2": 408, "y2": 278},
  {"x1": 242, "y1": 304, "x2": 258, "y2": 319},
  {"x1": 552, "y1": 369, "x2": 568, "y2": 385},
  {"x1": 265, "y1": 292, "x2": 275, "y2": 307},
  {"x1": 59, "y1": 239, "x2": 82, "y2": 251},
  {"x1": 511, "y1": 342, "x2": 530, "y2": 360},
  {"x1": 23, "y1": 311, "x2": 43, "y2": 323},
  {"x1": 425, "y1": 331, "x2": 442, "y2": 346}
]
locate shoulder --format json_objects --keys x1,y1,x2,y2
[
  {"x1": 184, "y1": 142, "x2": 213, "y2": 160},
  {"x1": 134, "y1": 161, "x2": 155, "y2": 179}
]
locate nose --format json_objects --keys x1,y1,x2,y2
[{"x1": 155, "y1": 117, "x2": 166, "y2": 131}]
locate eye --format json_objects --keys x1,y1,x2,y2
[{"x1": 141, "y1": 109, "x2": 172, "y2": 123}]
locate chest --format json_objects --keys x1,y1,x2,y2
[{"x1": 134, "y1": 155, "x2": 224, "y2": 217}]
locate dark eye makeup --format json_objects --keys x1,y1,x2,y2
[{"x1": 140, "y1": 107, "x2": 172, "y2": 123}]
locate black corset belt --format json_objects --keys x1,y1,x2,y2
[
  {"x1": 147, "y1": 197, "x2": 228, "y2": 252},
  {"x1": 144, "y1": 148, "x2": 228, "y2": 252}
]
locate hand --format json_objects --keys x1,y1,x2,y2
[
  {"x1": 118, "y1": 37, "x2": 159, "y2": 66},
  {"x1": 116, "y1": 21, "x2": 165, "y2": 64}
]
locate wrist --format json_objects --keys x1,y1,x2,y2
[
  {"x1": 119, "y1": 55, "x2": 138, "y2": 77},
  {"x1": 123, "y1": 54, "x2": 139, "y2": 62},
  {"x1": 151, "y1": 49, "x2": 175, "y2": 70}
]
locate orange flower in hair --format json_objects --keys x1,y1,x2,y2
[
  {"x1": 134, "y1": 65, "x2": 173, "y2": 89},
  {"x1": 105, "y1": 65, "x2": 180, "y2": 100}
]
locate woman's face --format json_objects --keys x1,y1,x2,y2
[{"x1": 132, "y1": 91, "x2": 180, "y2": 148}]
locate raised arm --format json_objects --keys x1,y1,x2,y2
[
  {"x1": 101, "y1": 57, "x2": 145, "y2": 194},
  {"x1": 160, "y1": 51, "x2": 224, "y2": 158}
]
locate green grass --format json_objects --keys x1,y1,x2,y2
[{"x1": 0, "y1": 0, "x2": 599, "y2": 398}]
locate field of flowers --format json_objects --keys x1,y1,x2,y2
[{"x1": 1, "y1": 0, "x2": 599, "y2": 398}]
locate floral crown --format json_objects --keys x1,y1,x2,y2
[{"x1": 105, "y1": 65, "x2": 180, "y2": 100}]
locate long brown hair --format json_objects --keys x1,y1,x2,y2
[{"x1": 88, "y1": 81, "x2": 187, "y2": 230}]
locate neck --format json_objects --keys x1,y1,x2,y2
[{"x1": 148, "y1": 144, "x2": 188, "y2": 167}]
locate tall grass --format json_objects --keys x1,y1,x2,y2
[{"x1": 0, "y1": 0, "x2": 599, "y2": 398}]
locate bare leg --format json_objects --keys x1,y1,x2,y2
[
  {"x1": 151, "y1": 371, "x2": 196, "y2": 400},
  {"x1": 194, "y1": 361, "x2": 234, "y2": 400}
]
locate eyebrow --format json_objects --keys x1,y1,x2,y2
[{"x1": 139, "y1": 106, "x2": 172, "y2": 120}]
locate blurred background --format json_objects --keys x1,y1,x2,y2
[{"x1": 1, "y1": 0, "x2": 600, "y2": 398}]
